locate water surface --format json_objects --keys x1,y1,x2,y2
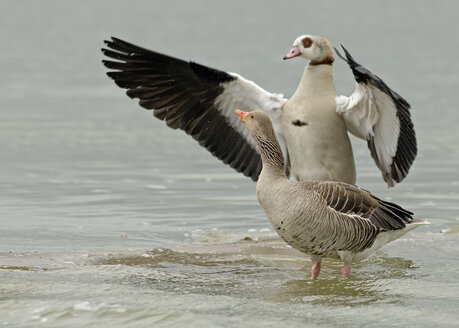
[{"x1": 1, "y1": 0, "x2": 459, "y2": 327}]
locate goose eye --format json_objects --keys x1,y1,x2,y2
[
  {"x1": 251, "y1": 115, "x2": 254, "y2": 118},
  {"x1": 302, "y1": 37, "x2": 313, "y2": 48}
]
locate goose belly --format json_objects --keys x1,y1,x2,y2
[
  {"x1": 257, "y1": 184, "x2": 342, "y2": 259},
  {"x1": 282, "y1": 98, "x2": 356, "y2": 184},
  {"x1": 269, "y1": 212, "x2": 343, "y2": 260},
  {"x1": 276, "y1": 219, "x2": 342, "y2": 259}
]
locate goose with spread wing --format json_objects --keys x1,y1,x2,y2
[
  {"x1": 234, "y1": 109, "x2": 424, "y2": 279},
  {"x1": 101, "y1": 34, "x2": 416, "y2": 186}
]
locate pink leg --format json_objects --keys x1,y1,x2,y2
[
  {"x1": 311, "y1": 261, "x2": 321, "y2": 280},
  {"x1": 341, "y1": 263, "x2": 352, "y2": 278}
]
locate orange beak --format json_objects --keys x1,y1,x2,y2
[{"x1": 235, "y1": 109, "x2": 249, "y2": 123}]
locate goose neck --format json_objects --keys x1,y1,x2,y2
[
  {"x1": 254, "y1": 134, "x2": 286, "y2": 179},
  {"x1": 294, "y1": 64, "x2": 336, "y2": 97}
]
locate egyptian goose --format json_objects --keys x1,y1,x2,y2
[
  {"x1": 102, "y1": 35, "x2": 416, "y2": 186},
  {"x1": 234, "y1": 109, "x2": 424, "y2": 279}
]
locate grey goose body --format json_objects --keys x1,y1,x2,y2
[{"x1": 235, "y1": 109, "x2": 424, "y2": 279}]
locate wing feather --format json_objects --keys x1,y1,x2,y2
[
  {"x1": 102, "y1": 37, "x2": 288, "y2": 181},
  {"x1": 335, "y1": 45, "x2": 417, "y2": 187},
  {"x1": 310, "y1": 181, "x2": 413, "y2": 231}
]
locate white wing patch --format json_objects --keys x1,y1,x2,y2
[
  {"x1": 371, "y1": 86, "x2": 400, "y2": 175},
  {"x1": 336, "y1": 83, "x2": 401, "y2": 179},
  {"x1": 214, "y1": 73, "x2": 288, "y2": 158},
  {"x1": 336, "y1": 83, "x2": 379, "y2": 139},
  {"x1": 334, "y1": 44, "x2": 416, "y2": 186}
]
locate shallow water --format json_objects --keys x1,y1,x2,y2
[
  {"x1": 1, "y1": 0, "x2": 459, "y2": 327},
  {"x1": 2, "y1": 234, "x2": 459, "y2": 327}
]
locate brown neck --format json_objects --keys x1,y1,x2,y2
[
  {"x1": 310, "y1": 54, "x2": 335, "y2": 66},
  {"x1": 254, "y1": 133, "x2": 285, "y2": 176}
]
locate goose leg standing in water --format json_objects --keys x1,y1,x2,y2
[{"x1": 234, "y1": 109, "x2": 425, "y2": 279}]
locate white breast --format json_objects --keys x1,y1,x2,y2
[{"x1": 281, "y1": 65, "x2": 356, "y2": 183}]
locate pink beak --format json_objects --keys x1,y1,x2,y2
[{"x1": 283, "y1": 46, "x2": 301, "y2": 60}]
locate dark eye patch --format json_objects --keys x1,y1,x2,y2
[{"x1": 302, "y1": 37, "x2": 313, "y2": 48}]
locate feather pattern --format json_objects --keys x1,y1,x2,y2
[
  {"x1": 275, "y1": 179, "x2": 414, "y2": 256},
  {"x1": 335, "y1": 45, "x2": 417, "y2": 187},
  {"x1": 102, "y1": 37, "x2": 287, "y2": 181},
  {"x1": 246, "y1": 110, "x2": 422, "y2": 268}
]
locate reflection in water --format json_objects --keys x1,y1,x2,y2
[
  {"x1": 443, "y1": 225, "x2": 459, "y2": 234},
  {"x1": 279, "y1": 278, "x2": 390, "y2": 306},
  {"x1": 1, "y1": 237, "x2": 456, "y2": 328},
  {"x1": 277, "y1": 256, "x2": 417, "y2": 306},
  {"x1": 96, "y1": 248, "x2": 255, "y2": 267},
  {"x1": 94, "y1": 244, "x2": 419, "y2": 306},
  {"x1": 0, "y1": 265, "x2": 48, "y2": 272}
]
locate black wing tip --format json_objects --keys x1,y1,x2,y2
[
  {"x1": 340, "y1": 44, "x2": 414, "y2": 113},
  {"x1": 333, "y1": 46, "x2": 347, "y2": 63},
  {"x1": 340, "y1": 44, "x2": 352, "y2": 59},
  {"x1": 380, "y1": 198, "x2": 414, "y2": 219},
  {"x1": 240, "y1": 167, "x2": 258, "y2": 181},
  {"x1": 334, "y1": 43, "x2": 362, "y2": 72},
  {"x1": 372, "y1": 199, "x2": 414, "y2": 231},
  {"x1": 105, "y1": 36, "x2": 122, "y2": 44},
  {"x1": 105, "y1": 70, "x2": 116, "y2": 77},
  {"x1": 339, "y1": 44, "x2": 360, "y2": 69},
  {"x1": 103, "y1": 40, "x2": 117, "y2": 52},
  {"x1": 100, "y1": 36, "x2": 260, "y2": 181},
  {"x1": 103, "y1": 38, "x2": 116, "y2": 47},
  {"x1": 110, "y1": 37, "x2": 131, "y2": 48},
  {"x1": 103, "y1": 36, "x2": 144, "y2": 55},
  {"x1": 382, "y1": 147, "x2": 417, "y2": 187}
]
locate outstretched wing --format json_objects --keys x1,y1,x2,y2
[
  {"x1": 335, "y1": 45, "x2": 417, "y2": 187},
  {"x1": 102, "y1": 37, "x2": 288, "y2": 181}
]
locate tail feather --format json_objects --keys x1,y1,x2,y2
[{"x1": 353, "y1": 220, "x2": 427, "y2": 262}]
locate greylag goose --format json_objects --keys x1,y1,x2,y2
[
  {"x1": 234, "y1": 109, "x2": 424, "y2": 279},
  {"x1": 102, "y1": 34, "x2": 416, "y2": 187}
]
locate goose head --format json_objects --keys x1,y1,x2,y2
[
  {"x1": 234, "y1": 109, "x2": 275, "y2": 139},
  {"x1": 283, "y1": 35, "x2": 334, "y2": 65},
  {"x1": 235, "y1": 109, "x2": 286, "y2": 172}
]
